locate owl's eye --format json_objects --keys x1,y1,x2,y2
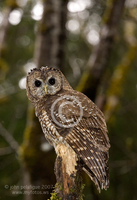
[
  {"x1": 35, "y1": 80, "x2": 42, "y2": 87},
  {"x1": 48, "y1": 77, "x2": 56, "y2": 85}
]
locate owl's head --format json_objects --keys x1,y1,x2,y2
[{"x1": 26, "y1": 66, "x2": 72, "y2": 103}]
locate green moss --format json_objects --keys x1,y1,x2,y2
[
  {"x1": 76, "y1": 69, "x2": 91, "y2": 92},
  {"x1": 55, "y1": 182, "x2": 63, "y2": 191},
  {"x1": 102, "y1": 0, "x2": 113, "y2": 23},
  {"x1": 49, "y1": 192, "x2": 62, "y2": 200},
  {"x1": 48, "y1": 183, "x2": 62, "y2": 200}
]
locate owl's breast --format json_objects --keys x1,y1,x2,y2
[{"x1": 38, "y1": 109, "x2": 64, "y2": 147}]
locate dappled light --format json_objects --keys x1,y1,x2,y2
[
  {"x1": 18, "y1": 77, "x2": 26, "y2": 90},
  {"x1": 87, "y1": 29, "x2": 100, "y2": 45},
  {"x1": 9, "y1": 9, "x2": 23, "y2": 25},
  {"x1": 23, "y1": 62, "x2": 36, "y2": 74},
  {"x1": 16, "y1": 0, "x2": 28, "y2": 7},
  {"x1": 66, "y1": 19, "x2": 80, "y2": 33},
  {"x1": 0, "y1": 12, "x2": 3, "y2": 25},
  {"x1": 68, "y1": 0, "x2": 93, "y2": 13},
  {"x1": 31, "y1": 2, "x2": 43, "y2": 21}
]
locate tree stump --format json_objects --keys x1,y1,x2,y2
[{"x1": 51, "y1": 143, "x2": 84, "y2": 200}]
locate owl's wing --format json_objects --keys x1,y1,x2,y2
[
  {"x1": 65, "y1": 118, "x2": 109, "y2": 192},
  {"x1": 52, "y1": 91, "x2": 110, "y2": 192}
]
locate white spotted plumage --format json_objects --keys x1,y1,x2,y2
[{"x1": 26, "y1": 66, "x2": 110, "y2": 193}]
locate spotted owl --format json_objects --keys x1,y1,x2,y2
[{"x1": 26, "y1": 66, "x2": 110, "y2": 192}]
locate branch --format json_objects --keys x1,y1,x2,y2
[
  {"x1": 0, "y1": 123, "x2": 19, "y2": 151},
  {"x1": 76, "y1": 0, "x2": 126, "y2": 101},
  {"x1": 0, "y1": 146, "x2": 13, "y2": 155}
]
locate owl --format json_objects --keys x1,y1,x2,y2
[{"x1": 26, "y1": 66, "x2": 110, "y2": 192}]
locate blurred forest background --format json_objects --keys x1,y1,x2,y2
[{"x1": 0, "y1": 0, "x2": 137, "y2": 199}]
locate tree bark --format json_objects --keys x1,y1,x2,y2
[{"x1": 53, "y1": 144, "x2": 84, "y2": 200}]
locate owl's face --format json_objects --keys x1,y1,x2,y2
[{"x1": 26, "y1": 67, "x2": 63, "y2": 102}]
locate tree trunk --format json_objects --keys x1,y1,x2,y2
[
  {"x1": 76, "y1": 0, "x2": 126, "y2": 101},
  {"x1": 104, "y1": 45, "x2": 137, "y2": 123},
  {"x1": 34, "y1": 0, "x2": 68, "y2": 71}
]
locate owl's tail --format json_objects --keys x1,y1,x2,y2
[{"x1": 83, "y1": 166, "x2": 109, "y2": 193}]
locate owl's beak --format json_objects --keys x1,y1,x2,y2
[{"x1": 44, "y1": 85, "x2": 48, "y2": 94}]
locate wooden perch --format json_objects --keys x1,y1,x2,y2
[{"x1": 51, "y1": 144, "x2": 84, "y2": 200}]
